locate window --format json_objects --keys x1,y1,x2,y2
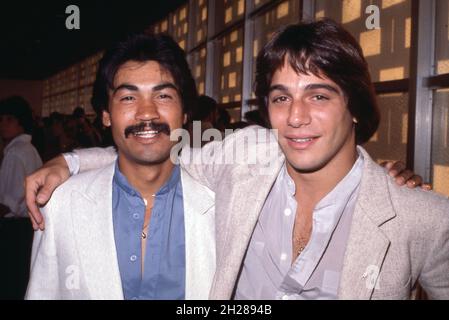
[
  {"x1": 251, "y1": 0, "x2": 301, "y2": 96},
  {"x1": 170, "y1": 5, "x2": 189, "y2": 50},
  {"x1": 190, "y1": 0, "x2": 208, "y2": 47},
  {"x1": 435, "y1": 0, "x2": 449, "y2": 74},
  {"x1": 42, "y1": 52, "x2": 102, "y2": 116},
  {"x1": 149, "y1": 18, "x2": 169, "y2": 34},
  {"x1": 432, "y1": 90, "x2": 449, "y2": 196},
  {"x1": 251, "y1": 0, "x2": 272, "y2": 10},
  {"x1": 216, "y1": 27, "x2": 244, "y2": 104},
  {"x1": 315, "y1": 0, "x2": 411, "y2": 82},
  {"x1": 214, "y1": 0, "x2": 245, "y2": 36},
  {"x1": 38, "y1": 0, "x2": 449, "y2": 197},
  {"x1": 188, "y1": 46, "x2": 207, "y2": 95},
  {"x1": 364, "y1": 92, "x2": 409, "y2": 163},
  {"x1": 315, "y1": 0, "x2": 413, "y2": 181}
]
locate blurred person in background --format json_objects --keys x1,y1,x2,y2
[
  {"x1": 189, "y1": 95, "x2": 218, "y2": 147},
  {"x1": 72, "y1": 106, "x2": 102, "y2": 147},
  {"x1": 0, "y1": 96, "x2": 42, "y2": 218},
  {"x1": 244, "y1": 109, "x2": 269, "y2": 128}
]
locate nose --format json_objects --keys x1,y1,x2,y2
[
  {"x1": 287, "y1": 99, "x2": 311, "y2": 128},
  {"x1": 135, "y1": 99, "x2": 160, "y2": 122}
]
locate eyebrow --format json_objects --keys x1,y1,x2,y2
[
  {"x1": 304, "y1": 83, "x2": 340, "y2": 94},
  {"x1": 268, "y1": 84, "x2": 289, "y2": 94},
  {"x1": 112, "y1": 82, "x2": 179, "y2": 95},
  {"x1": 152, "y1": 82, "x2": 179, "y2": 93},
  {"x1": 268, "y1": 83, "x2": 341, "y2": 95},
  {"x1": 113, "y1": 84, "x2": 138, "y2": 95}
]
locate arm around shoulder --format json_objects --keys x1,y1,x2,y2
[
  {"x1": 179, "y1": 125, "x2": 276, "y2": 191},
  {"x1": 73, "y1": 146, "x2": 117, "y2": 173}
]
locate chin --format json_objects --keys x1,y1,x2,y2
[
  {"x1": 119, "y1": 146, "x2": 170, "y2": 165},
  {"x1": 133, "y1": 151, "x2": 171, "y2": 165},
  {"x1": 286, "y1": 152, "x2": 331, "y2": 173},
  {"x1": 290, "y1": 162, "x2": 325, "y2": 174}
]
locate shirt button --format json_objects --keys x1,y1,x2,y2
[
  {"x1": 132, "y1": 213, "x2": 139, "y2": 219},
  {"x1": 280, "y1": 253, "x2": 288, "y2": 261},
  {"x1": 130, "y1": 255, "x2": 137, "y2": 262},
  {"x1": 284, "y1": 208, "x2": 292, "y2": 216},
  {"x1": 282, "y1": 294, "x2": 289, "y2": 300}
]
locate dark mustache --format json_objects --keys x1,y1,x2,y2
[{"x1": 124, "y1": 122, "x2": 171, "y2": 138}]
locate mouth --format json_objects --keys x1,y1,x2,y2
[
  {"x1": 125, "y1": 121, "x2": 171, "y2": 139},
  {"x1": 132, "y1": 130, "x2": 160, "y2": 139},
  {"x1": 290, "y1": 137, "x2": 315, "y2": 143},
  {"x1": 286, "y1": 135, "x2": 320, "y2": 150}
]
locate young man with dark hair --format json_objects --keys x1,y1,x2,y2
[
  {"x1": 25, "y1": 34, "x2": 215, "y2": 300},
  {"x1": 25, "y1": 21, "x2": 439, "y2": 300},
  {"x1": 0, "y1": 96, "x2": 42, "y2": 218},
  {"x1": 224, "y1": 19, "x2": 449, "y2": 299}
]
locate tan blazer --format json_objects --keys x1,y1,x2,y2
[
  {"x1": 25, "y1": 163, "x2": 215, "y2": 300},
  {"x1": 180, "y1": 126, "x2": 449, "y2": 300}
]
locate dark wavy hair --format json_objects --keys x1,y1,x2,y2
[
  {"x1": 91, "y1": 33, "x2": 197, "y2": 124},
  {"x1": 255, "y1": 19, "x2": 380, "y2": 144}
]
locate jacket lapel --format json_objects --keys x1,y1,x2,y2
[
  {"x1": 181, "y1": 169, "x2": 216, "y2": 299},
  {"x1": 338, "y1": 148, "x2": 396, "y2": 299},
  {"x1": 71, "y1": 164, "x2": 124, "y2": 300},
  {"x1": 210, "y1": 157, "x2": 285, "y2": 299}
]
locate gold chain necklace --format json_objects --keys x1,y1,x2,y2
[
  {"x1": 293, "y1": 234, "x2": 309, "y2": 257},
  {"x1": 141, "y1": 223, "x2": 149, "y2": 239}
]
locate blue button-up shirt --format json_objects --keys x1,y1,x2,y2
[{"x1": 112, "y1": 160, "x2": 185, "y2": 300}]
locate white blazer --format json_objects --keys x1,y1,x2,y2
[{"x1": 25, "y1": 163, "x2": 215, "y2": 300}]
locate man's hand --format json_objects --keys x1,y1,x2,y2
[
  {"x1": 25, "y1": 155, "x2": 70, "y2": 230},
  {"x1": 381, "y1": 160, "x2": 432, "y2": 190}
]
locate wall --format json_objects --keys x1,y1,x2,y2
[{"x1": 0, "y1": 79, "x2": 43, "y2": 116}]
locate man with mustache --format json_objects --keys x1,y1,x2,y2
[{"x1": 25, "y1": 34, "x2": 215, "y2": 299}]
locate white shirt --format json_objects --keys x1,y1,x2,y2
[{"x1": 0, "y1": 134, "x2": 42, "y2": 218}]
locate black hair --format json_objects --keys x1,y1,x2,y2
[
  {"x1": 0, "y1": 96, "x2": 34, "y2": 134},
  {"x1": 91, "y1": 33, "x2": 197, "y2": 124}
]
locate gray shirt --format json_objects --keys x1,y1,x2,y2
[{"x1": 235, "y1": 150, "x2": 364, "y2": 300}]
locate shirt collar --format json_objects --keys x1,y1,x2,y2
[
  {"x1": 279, "y1": 163, "x2": 296, "y2": 197},
  {"x1": 113, "y1": 159, "x2": 181, "y2": 197},
  {"x1": 4, "y1": 134, "x2": 31, "y2": 154},
  {"x1": 315, "y1": 148, "x2": 364, "y2": 210},
  {"x1": 280, "y1": 148, "x2": 364, "y2": 208},
  {"x1": 113, "y1": 160, "x2": 140, "y2": 197},
  {"x1": 157, "y1": 164, "x2": 180, "y2": 195}
]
